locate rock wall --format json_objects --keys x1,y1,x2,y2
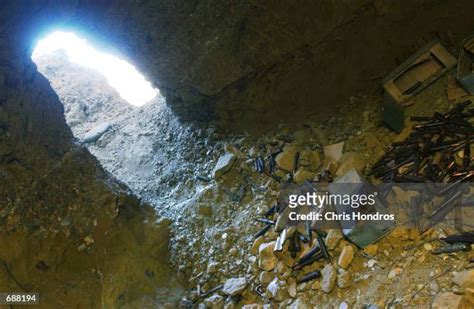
[
  {"x1": 15, "y1": 0, "x2": 474, "y2": 130},
  {"x1": 0, "y1": 3, "x2": 179, "y2": 308}
]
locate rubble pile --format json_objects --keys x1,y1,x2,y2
[
  {"x1": 35, "y1": 45, "x2": 474, "y2": 307},
  {"x1": 170, "y1": 94, "x2": 474, "y2": 308}
]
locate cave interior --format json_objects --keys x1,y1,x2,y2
[{"x1": 1, "y1": 1, "x2": 474, "y2": 308}]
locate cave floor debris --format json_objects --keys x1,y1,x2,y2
[{"x1": 37, "y1": 54, "x2": 474, "y2": 308}]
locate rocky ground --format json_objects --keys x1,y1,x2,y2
[{"x1": 34, "y1": 52, "x2": 474, "y2": 308}]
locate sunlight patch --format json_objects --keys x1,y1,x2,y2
[{"x1": 32, "y1": 31, "x2": 158, "y2": 107}]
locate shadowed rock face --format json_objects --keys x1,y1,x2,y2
[
  {"x1": 10, "y1": 0, "x2": 474, "y2": 130},
  {"x1": 1, "y1": 0, "x2": 474, "y2": 307}
]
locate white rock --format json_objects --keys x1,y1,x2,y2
[
  {"x1": 267, "y1": 278, "x2": 288, "y2": 301},
  {"x1": 212, "y1": 153, "x2": 236, "y2": 179},
  {"x1": 321, "y1": 264, "x2": 337, "y2": 293},
  {"x1": 222, "y1": 277, "x2": 247, "y2": 296},
  {"x1": 204, "y1": 294, "x2": 224, "y2": 309},
  {"x1": 83, "y1": 122, "x2": 112, "y2": 143}
]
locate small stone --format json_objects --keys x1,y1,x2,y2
[
  {"x1": 388, "y1": 267, "x2": 403, "y2": 279},
  {"x1": 222, "y1": 277, "x2": 247, "y2": 296},
  {"x1": 267, "y1": 278, "x2": 288, "y2": 301},
  {"x1": 83, "y1": 122, "x2": 111, "y2": 143},
  {"x1": 423, "y1": 243, "x2": 433, "y2": 251},
  {"x1": 389, "y1": 227, "x2": 410, "y2": 241},
  {"x1": 207, "y1": 262, "x2": 218, "y2": 274},
  {"x1": 251, "y1": 236, "x2": 265, "y2": 255},
  {"x1": 337, "y1": 269, "x2": 352, "y2": 289},
  {"x1": 338, "y1": 245, "x2": 355, "y2": 269},
  {"x1": 224, "y1": 302, "x2": 235, "y2": 309},
  {"x1": 288, "y1": 298, "x2": 310, "y2": 309},
  {"x1": 321, "y1": 264, "x2": 337, "y2": 293},
  {"x1": 293, "y1": 169, "x2": 316, "y2": 184},
  {"x1": 431, "y1": 292, "x2": 463, "y2": 309},
  {"x1": 430, "y1": 281, "x2": 439, "y2": 294},
  {"x1": 242, "y1": 305, "x2": 259, "y2": 309},
  {"x1": 203, "y1": 294, "x2": 224, "y2": 309},
  {"x1": 84, "y1": 235, "x2": 94, "y2": 244},
  {"x1": 307, "y1": 151, "x2": 321, "y2": 171},
  {"x1": 212, "y1": 153, "x2": 236, "y2": 179},
  {"x1": 367, "y1": 259, "x2": 377, "y2": 268},
  {"x1": 335, "y1": 152, "x2": 365, "y2": 177},
  {"x1": 275, "y1": 146, "x2": 297, "y2": 172},
  {"x1": 259, "y1": 271, "x2": 273, "y2": 286},
  {"x1": 453, "y1": 269, "x2": 474, "y2": 288},
  {"x1": 363, "y1": 244, "x2": 378, "y2": 257},
  {"x1": 198, "y1": 204, "x2": 212, "y2": 217},
  {"x1": 224, "y1": 144, "x2": 241, "y2": 156},
  {"x1": 163, "y1": 303, "x2": 176, "y2": 309},
  {"x1": 323, "y1": 142, "x2": 344, "y2": 162},
  {"x1": 258, "y1": 241, "x2": 278, "y2": 271},
  {"x1": 288, "y1": 279, "x2": 297, "y2": 297},
  {"x1": 325, "y1": 229, "x2": 344, "y2": 250},
  {"x1": 462, "y1": 287, "x2": 474, "y2": 307},
  {"x1": 248, "y1": 146, "x2": 259, "y2": 158}
]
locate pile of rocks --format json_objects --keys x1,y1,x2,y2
[{"x1": 176, "y1": 107, "x2": 474, "y2": 308}]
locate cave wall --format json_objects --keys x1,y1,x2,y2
[
  {"x1": 0, "y1": 2, "x2": 177, "y2": 307},
  {"x1": 16, "y1": 0, "x2": 474, "y2": 131}
]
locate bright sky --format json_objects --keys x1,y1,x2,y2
[{"x1": 32, "y1": 31, "x2": 158, "y2": 107}]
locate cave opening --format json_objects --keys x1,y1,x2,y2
[
  {"x1": 31, "y1": 30, "x2": 161, "y2": 142},
  {"x1": 29, "y1": 30, "x2": 172, "y2": 203}
]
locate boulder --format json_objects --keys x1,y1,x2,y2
[
  {"x1": 212, "y1": 153, "x2": 236, "y2": 179},
  {"x1": 222, "y1": 277, "x2": 247, "y2": 296}
]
